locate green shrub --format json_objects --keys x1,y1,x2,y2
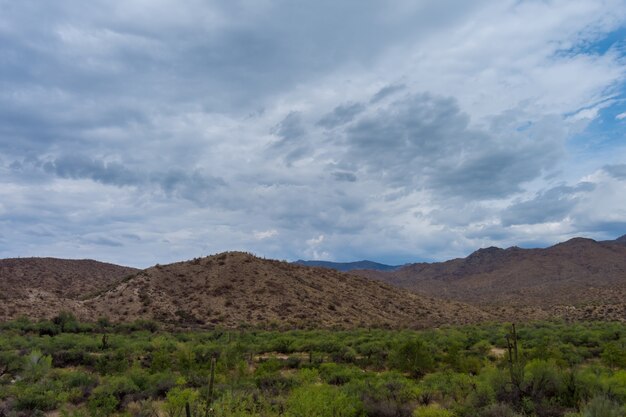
[
  {"x1": 580, "y1": 395, "x2": 624, "y2": 417},
  {"x1": 412, "y1": 404, "x2": 455, "y2": 417},
  {"x1": 14, "y1": 383, "x2": 59, "y2": 411},
  {"x1": 389, "y1": 338, "x2": 434, "y2": 378},
  {"x1": 88, "y1": 392, "x2": 119, "y2": 417},
  {"x1": 213, "y1": 391, "x2": 275, "y2": 417},
  {"x1": 319, "y1": 363, "x2": 363, "y2": 385},
  {"x1": 23, "y1": 349, "x2": 52, "y2": 382},
  {"x1": 286, "y1": 384, "x2": 364, "y2": 417}
]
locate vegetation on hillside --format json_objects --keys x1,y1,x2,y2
[{"x1": 0, "y1": 316, "x2": 625, "y2": 417}]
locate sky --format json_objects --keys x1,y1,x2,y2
[{"x1": 1, "y1": 0, "x2": 626, "y2": 268}]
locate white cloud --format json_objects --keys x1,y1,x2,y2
[
  {"x1": 253, "y1": 229, "x2": 278, "y2": 240},
  {"x1": 1, "y1": 0, "x2": 626, "y2": 265}
]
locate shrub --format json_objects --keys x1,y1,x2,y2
[
  {"x1": 13, "y1": 383, "x2": 59, "y2": 411},
  {"x1": 579, "y1": 395, "x2": 623, "y2": 417},
  {"x1": 389, "y1": 338, "x2": 435, "y2": 378},
  {"x1": 286, "y1": 384, "x2": 364, "y2": 417},
  {"x1": 412, "y1": 404, "x2": 455, "y2": 417},
  {"x1": 23, "y1": 350, "x2": 52, "y2": 382},
  {"x1": 88, "y1": 392, "x2": 119, "y2": 417}
]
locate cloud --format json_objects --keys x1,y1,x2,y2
[
  {"x1": 370, "y1": 84, "x2": 406, "y2": 103},
  {"x1": 12, "y1": 155, "x2": 226, "y2": 205},
  {"x1": 1, "y1": 0, "x2": 626, "y2": 266},
  {"x1": 317, "y1": 102, "x2": 365, "y2": 129},
  {"x1": 331, "y1": 93, "x2": 565, "y2": 199},
  {"x1": 603, "y1": 163, "x2": 626, "y2": 179},
  {"x1": 501, "y1": 182, "x2": 595, "y2": 226},
  {"x1": 253, "y1": 229, "x2": 278, "y2": 240},
  {"x1": 43, "y1": 155, "x2": 140, "y2": 187},
  {"x1": 331, "y1": 171, "x2": 357, "y2": 182}
]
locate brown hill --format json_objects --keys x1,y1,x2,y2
[
  {"x1": 0, "y1": 257, "x2": 138, "y2": 321},
  {"x1": 354, "y1": 237, "x2": 626, "y2": 322},
  {"x1": 84, "y1": 252, "x2": 493, "y2": 329}
]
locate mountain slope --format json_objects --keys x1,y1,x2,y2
[
  {"x1": 86, "y1": 252, "x2": 493, "y2": 328},
  {"x1": 293, "y1": 259, "x2": 399, "y2": 272},
  {"x1": 355, "y1": 236, "x2": 626, "y2": 321},
  {"x1": 0, "y1": 257, "x2": 138, "y2": 320}
]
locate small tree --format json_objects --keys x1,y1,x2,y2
[
  {"x1": 23, "y1": 349, "x2": 52, "y2": 382},
  {"x1": 389, "y1": 338, "x2": 435, "y2": 378},
  {"x1": 52, "y1": 311, "x2": 78, "y2": 333}
]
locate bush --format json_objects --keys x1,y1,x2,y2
[
  {"x1": 23, "y1": 350, "x2": 52, "y2": 382},
  {"x1": 389, "y1": 338, "x2": 434, "y2": 378},
  {"x1": 88, "y1": 392, "x2": 119, "y2": 417},
  {"x1": 412, "y1": 404, "x2": 455, "y2": 417},
  {"x1": 580, "y1": 395, "x2": 623, "y2": 417},
  {"x1": 14, "y1": 383, "x2": 59, "y2": 411},
  {"x1": 286, "y1": 384, "x2": 364, "y2": 417},
  {"x1": 212, "y1": 391, "x2": 274, "y2": 417}
]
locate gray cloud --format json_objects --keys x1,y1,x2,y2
[
  {"x1": 12, "y1": 155, "x2": 226, "y2": 205},
  {"x1": 80, "y1": 236, "x2": 124, "y2": 247},
  {"x1": 317, "y1": 102, "x2": 365, "y2": 129},
  {"x1": 603, "y1": 163, "x2": 626, "y2": 179},
  {"x1": 43, "y1": 155, "x2": 140, "y2": 186},
  {"x1": 0, "y1": 1, "x2": 625, "y2": 266},
  {"x1": 269, "y1": 112, "x2": 312, "y2": 164},
  {"x1": 370, "y1": 84, "x2": 406, "y2": 103},
  {"x1": 339, "y1": 93, "x2": 564, "y2": 199},
  {"x1": 501, "y1": 183, "x2": 595, "y2": 226},
  {"x1": 331, "y1": 171, "x2": 358, "y2": 182}
]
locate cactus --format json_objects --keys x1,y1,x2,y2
[
  {"x1": 204, "y1": 355, "x2": 217, "y2": 417},
  {"x1": 100, "y1": 333, "x2": 109, "y2": 350},
  {"x1": 185, "y1": 353, "x2": 217, "y2": 417},
  {"x1": 505, "y1": 323, "x2": 524, "y2": 403}
]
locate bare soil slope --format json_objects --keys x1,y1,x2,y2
[
  {"x1": 355, "y1": 237, "x2": 626, "y2": 321},
  {"x1": 86, "y1": 252, "x2": 493, "y2": 328},
  {"x1": 0, "y1": 257, "x2": 138, "y2": 320}
]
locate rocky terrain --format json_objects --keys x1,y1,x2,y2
[
  {"x1": 1, "y1": 235, "x2": 624, "y2": 327},
  {"x1": 0, "y1": 258, "x2": 137, "y2": 320},
  {"x1": 354, "y1": 236, "x2": 626, "y2": 322},
  {"x1": 0, "y1": 253, "x2": 492, "y2": 328},
  {"x1": 85, "y1": 252, "x2": 492, "y2": 328}
]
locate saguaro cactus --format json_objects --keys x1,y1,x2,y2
[
  {"x1": 505, "y1": 323, "x2": 524, "y2": 402},
  {"x1": 185, "y1": 354, "x2": 217, "y2": 417}
]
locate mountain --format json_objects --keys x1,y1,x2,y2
[
  {"x1": 0, "y1": 257, "x2": 138, "y2": 321},
  {"x1": 84, "y1": 252, "x2": 492, "y2": 329},
  {"x1": 293, "y1": 259, "x2": 400, "y2": 272},
  {"x1": 613, "y1": 234, "x2": 626, "y2": 243},
  {"x1": 354, "y1": 236, "x2": 626, "y2": 321}
]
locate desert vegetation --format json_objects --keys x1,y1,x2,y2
[{"x1": 1, "y1": 316, "x2": 625, "y2": 417}]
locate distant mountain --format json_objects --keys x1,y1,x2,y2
[
  {"x1": 85, "y1": 252, "x2": 492, "y2": 329},
  {"x1": 294, "y1": 259, "x2": 400, "y2": 272},
  {"x1": 354, "y1": 235, "x2": 626, "y2": 322},
  {"x1": 0, "y1": 257, "x2": 137, "y2": 321},
  {"x1": 614, "y1": 234, "x2": 626, "y2": 243}
]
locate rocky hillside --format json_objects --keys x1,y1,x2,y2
[
  {"x1": 85, "y1": 252, "x2": 493, "y2": 329},
  {"x1": 0, "y1": 257, "x2": 137, "y2": 320},
  {"x1": 355, "y1": 236, "x2": 626, "y2": 321}
]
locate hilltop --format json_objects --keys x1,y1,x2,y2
[
  {"x1": 355, "y1": 236, "x2": 626, "y2": 321},
  {"x1": 0, "y1": 257, "x2": 137, "y2": 321},
  {"x1": 84, "y1": 252, "x2": 492, "y2": 328}
]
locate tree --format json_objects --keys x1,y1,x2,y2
[{"x1": 389, "y1": 338, "x2": 435, "y2": 378}]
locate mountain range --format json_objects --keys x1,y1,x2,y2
[
  {"x1": 293, "y1": 259, "x2": 400, "y2": 272},
  {"x1": 354, "y1": 235, "x2": 626, "y2": 321},
  {"x1": 0, "y1": 235, "x2": 624, "y2": 327}
]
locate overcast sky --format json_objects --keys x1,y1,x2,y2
[{"x1": 1, "y1": 0, "x2": 626, "y2": 267}]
